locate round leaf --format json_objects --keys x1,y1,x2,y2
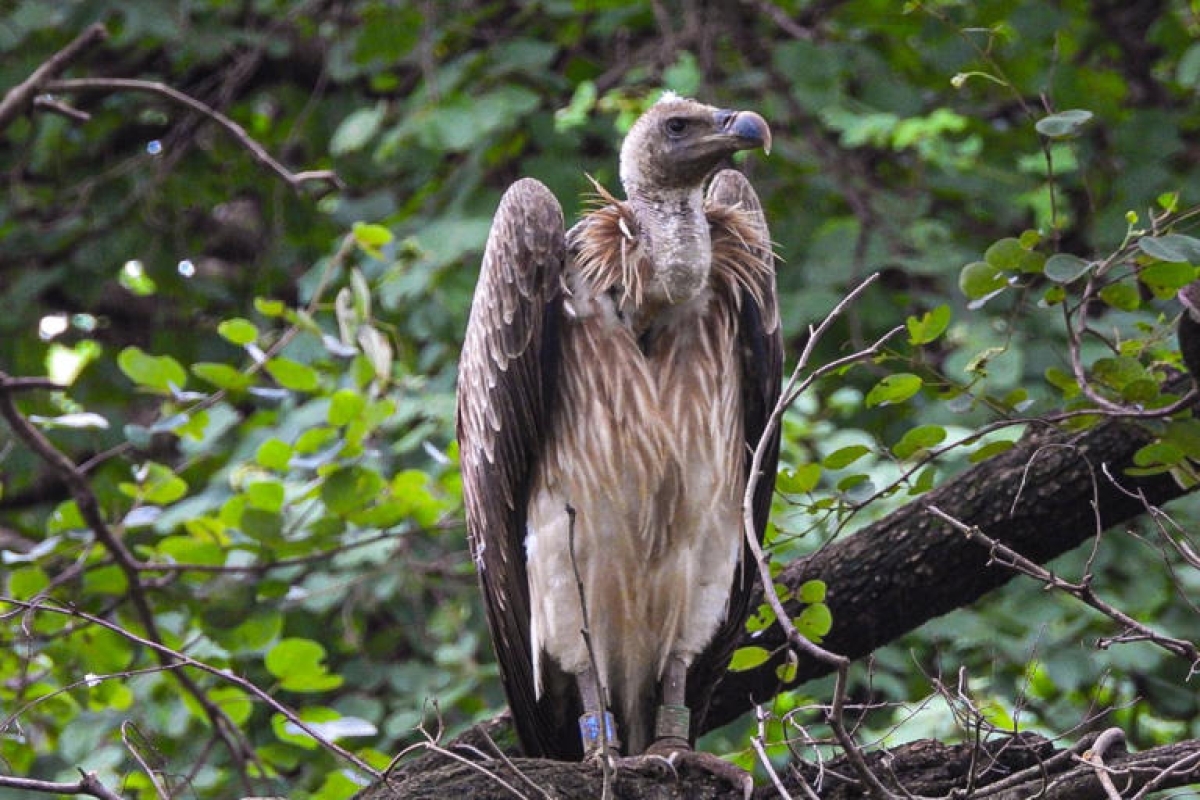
[
  {"x1": 866, "y1": 373, "x2": 922, "y2": 408},
  {"x1": 1043, "y1": 253, "x2": 1092, "y2": 284}
]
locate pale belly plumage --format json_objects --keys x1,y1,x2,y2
[{"x1": 524, "y1": 289, "x2": 745, "y2": 753}]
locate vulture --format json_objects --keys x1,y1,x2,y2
[{"x1": 456, "y1": 94, "x2": 782, "y2": 768}]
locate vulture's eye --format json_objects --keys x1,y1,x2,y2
[{"x1": 664, "y1": 117, "x2": 689, "y2": 137}]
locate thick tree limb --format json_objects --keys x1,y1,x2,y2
[
  {"x1": 355, "y1": 732, "x2": 1200, "y2": 799},
  {"x1": 703, "y1": 384, "x2": 1195, "y2": 730}
]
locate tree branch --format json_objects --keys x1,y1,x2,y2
[
  {"x1": 0, "y1": 22, "x2": 108, "y2": 130},
  {"x1": 706, "y1": 375, "x2": 1199, "y2": 730},
  {"x1": 41, "y1": 77, "x2": 342, "y2": 193},
  {"x1": 0, "y1": 770, "x2": 125, "y2": 800}
]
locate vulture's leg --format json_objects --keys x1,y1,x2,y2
[
  {"x1": 642, "y1": 653, "x2": 754, "y2": 799},
  {"x1": 651, "y1": 653, "x2": 691, "y2": 751},
  {"x1": 576, "y1": 667, "x2": 619, "y2": 758}
]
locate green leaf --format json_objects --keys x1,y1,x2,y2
[
  {"x1": 1137, "y1": 233, "x2": 1200, "y2": 263},
  {"x1": 217, "y1": 317, "x2": 259, "y2": 346},
  {"x1": 865, "y1": 373, "x2": 922, "y2": 407},
  {"x1": 222, "y1": 610, "x2": 283, "y2": 653},
  {"x1": 1163, "y1": 418, "x2": 1200, "y2": 460},
  {"x1": 240, "y1": 508, "x2": 284, "y2": 543},
  {"x1": 331, "y1": 104, "x2": 385, "y2": 155},
  {"x1": 774, "y1": 654, "x2": 798, "y2": 684},
  {"x1": 120, "y1": 462, "x2": 187, "y2": 504},
  {"x1": 984, "y1": 237, "x2": 1043, "y2": 273},
  {"x1": 909, "y1": 465, "x2": 938, "y2": 495},
  {"x1": 1035, "y1": 108, "x2": 1093, "y2": 138},
  {"x1": 1139, "y1": 260, "x2": 1197, "y2": 298},
  {"x1": 968, "y1": 439, "x2": 1016, "y2": 463},
  {"x1": 959, "y1": 260, "x2": 1007, "y2": 301},
  {"x1": 322, "y1": 466, "x2": 386, "y2": 515},
  {"x1": 265, "y1": 358, "x2": 320, "y2": 393},
  {"x1": 118, "y1": 259, "x2": 157, "y2": 296},
  {"x1": 1097, "y1": 282, "x2": 1140, "y2": 311},
  {"x1": 892, "y1": 424, "x2": 947, "y2": 459},
  {"x1": 795, "y1": 603, "x2": 832, "y2": 642},
  {"x1": 209, "y1": 686, "x2": 253, "y2": 727},
  {"x1": 1134, "y1": 441, "x2": 1184, "y2": 468},
  {"x1": 1043, "y1": 253, "x2": 1092, "y2": 283},
  {"x1": 352, "y1": 221, "x2": 393, "y2": 257},
  {"x1": 7, "y1": 566, "x2": 50, "y2": 599},
  {"x1": 798, "y1": 580, "x2": 826, "y2": 604},
  {"x1": 823, "y1": 444, "x2": 871, "y2": 470},
  {"x1": 84, "y1": 564, "x2": 128, "y2": 596},
  {"x1": 245, "y1": 480, "x2": 285, "y2": 513},
  {"x1": 328, "y1": 388, "x2": 366, "y2": 426},
  {"x1": 1045, "y1": 366, "x2": 1081, "y2": 399},
  {"x1": 728, "y1": 646, "x2": 771, "y2": 672},
  {"x1": 744, "y1": 603, "x2": 777, "y2": 633},
  {"x1": 256, "y1": 438, "x2": 294, "y2": 471},
  {"x1": 156, "y1": 535, "x2": 223, "y2": 566},
  {"x1": 906, "y1": 304, "x2": 951, "y2": 345},
  {"x1": 777, "y1": 463, "x2": 821, "y2": 494},
  {"x1": 117, "y1": 347, "x2": 187, "y2": 394},
  {"x1": 1093, "y1": 356, "x2": 1149, "y2": 391},
  {"x1": 192, "y1": 362, "x2": 252, "y2": 392},
  {"x1": 255, "y1": 297, "x2": 286, "y2": 317},
  {"x1": 265, "y1": 638, "x2": 343, "y2": 693}
]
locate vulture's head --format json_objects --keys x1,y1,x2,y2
[{"x1": 619, "y1": 93, "x2": 771, "y2": 196}]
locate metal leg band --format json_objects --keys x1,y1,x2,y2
[
  {"x1": 655, "y1": 703, "x2": 691, "y2": 741},
  {"x1": 579, "y1": 711, "x2": 619, "y2": 751}
]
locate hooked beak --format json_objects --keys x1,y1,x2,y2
[{"x1": 714, "y1": 109, "x2": 772, "y2": 155}]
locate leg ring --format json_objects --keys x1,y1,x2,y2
[
  {"x1": 655, "y1": 704, "x2": 691, "y2": 741},
  {"x1": 579, "y1": 711, "x2": 619, "y2": 752}
]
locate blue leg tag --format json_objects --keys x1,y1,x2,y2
[{"x1": 579, "y1": 711, "x2": 618, "y2": 752}]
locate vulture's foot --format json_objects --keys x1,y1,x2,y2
[{"x1": 623, "y1": 744, "x2": 753, "y2": 800}]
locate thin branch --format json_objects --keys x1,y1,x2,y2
[
  {"x1": 926, "y1": 504, "x2": 1200, "y2": 665},
  {"x1": 0, "y1": 770, "x2": 125, "y2": 800},
  {"x1": 742, "y1": 272, "x2": 903, "y2": 800},
  {"x1": 1081, "y1": 727, "x2": 1127, "y2": 800},
  {"x1": 42, "y1": 77, "x2": 342, "y2": 193},
  {"x1": 0, "y1": 596, "x2": 381, "y2": 780},
  {"x1": 0, "y1": 370, "x2": 258, "y2": 781},
  {"x1": 566, "y1": 503, "x2": 616, "y2": 798},
  {"x1": 0, "y1": 22, "x2": 108, "y2": 130}
]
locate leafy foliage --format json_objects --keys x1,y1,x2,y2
[{"x1": 2, "y1": 1, "x2": 1199, "y2": 797}]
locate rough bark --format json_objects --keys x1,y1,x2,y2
[{"x1": 358, "y1": 731, "x2": 1200, "y2": 799}]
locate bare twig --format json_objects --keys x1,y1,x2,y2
[
  {"x1": 0, "y1": 769, "x2": 125, "y2": 800},
  {"x1": 742, "y1": 272, "x2": 903, "y2": 800},
  {"x1": 926, "y1": 504, "x2": 1200, "y2": 665},
  {"x1": 566, "y1": 503, "x2": 616, "y2": 799},
  {"x1": 1081, "y1": 727, "x2": 1127, "y2": 800},
  {"x1": 120, "y1": 721, "x2": 172, "y2": 800},
  {"x1": 0, "y1": 22, "x2": 108, "y2": 130},
  {"x1": 41, "y1": 77, "x2": 342, "y2": 193}
]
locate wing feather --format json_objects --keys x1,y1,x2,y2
[
  {"x1": 456, "y1": 178, "x2": 578, "y2": 757},
  {"x1": 688, "y1": 169, "x2": 783, "y2": 734}
]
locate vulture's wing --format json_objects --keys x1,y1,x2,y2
[
  {"x1": 689, "y1": 168, "x2": 783, "y2": 734},
  {"x1": 456, "y1": 178, "x2": 580, "y2": 757}
]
